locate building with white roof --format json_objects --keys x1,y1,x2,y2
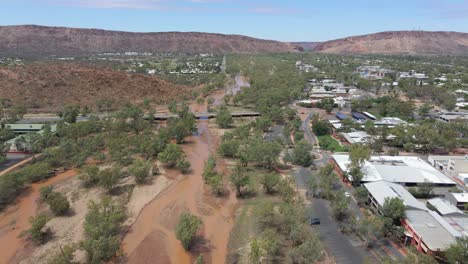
[
  {"x1": 402, "y1": 209, "x2": 460, "y2": 254},
  {"x1": 364, "y1": 181, "x2": 427, "y2": 212},
  {"x1": 340, "y1": 131, "x2": 372, "y2": 144},
  {"x1": 364, "y1": 181, "x2": 463, "y2": 255},
  {"x1": 438, "y1": 112, "x2": 468, "y2": 123},
  {"x1": 374, "y1": 117, "x2": 408, "y2": 128},
  {"x1": 427, "y1": 198, "x2": 465, "y2": 216},
  {"x1": 332, "y1": 155, "x2": 456, "y2": 187},
  {"x1": 445, "y1": 192, "x2": 468, "y2": 210}
]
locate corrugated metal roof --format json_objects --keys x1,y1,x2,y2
[
  {"x1": 406, "y1": 209, "x2": 458, "y2": 251},
  {"x1": 364, "y1": 181, "x2": 427, "y2": 211},
  {"x1": 333, "y1": 155, "x2": 456, "y2": 185},
  {"x1": 427, "y1": 198, "x2": 464, "y2": 216}
]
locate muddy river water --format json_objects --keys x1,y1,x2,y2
[{"x1": 0, "y1": 170, "x2": 77, "y2": 264}]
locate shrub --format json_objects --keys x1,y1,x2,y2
[
  {"x1": 46, "y1": 192, "x2": 70, "y2": 216},
  {"x1": 175, "y1": 213, "x2": 202, "y2": 250}
]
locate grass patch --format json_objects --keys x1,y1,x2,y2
[{"x1": 317, "y1": 135, "x2": 348, "y2": 152}]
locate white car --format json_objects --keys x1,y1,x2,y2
[{"x1": 344, "y1": 192, "x2": 351, "y2": 198}]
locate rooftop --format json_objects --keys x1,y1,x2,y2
[
  {"x1": 341, "y1": 131, "x2": 371, "y2": 144},
  {"x1": 374, "y1": 117, "x2": 407, "y2": 126},
  {"x1": 364, "y1": 181, "x2": 427, "y2": 210},
  {"x1": 449, "y1": 193, "x2": 468, "y2": 203},
  {"x1": 333, "y1": 155, "x2": 456, "y2": 185},
  {"x1": 427, "y1": 198, "x2": 465, "y2": 216},
  {"x1": 405, "y1": 209, "x2": 459, "y2": 252}
]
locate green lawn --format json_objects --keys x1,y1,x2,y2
[{"x1": 317, "y1": 135, "x2": 348, "y2": 152}]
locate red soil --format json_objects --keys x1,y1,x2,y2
[
  {"x1": 0, "y1": 170, "x2": 77, "y2": 264},
  {"x1": 121, "y1": 121, "x2": 237, "y2": 264}
]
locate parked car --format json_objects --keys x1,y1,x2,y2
[
  {"x1": 309, "y1": 218, "x2": 321, "y2": 225},
  {"x1": 344, "y1": 192, "x2": 351, "y2": 198}
]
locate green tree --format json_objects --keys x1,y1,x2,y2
[
  {"x1": 98, "y1": 167, "x2": 122, "y2": 193},
  {"x1": 46, "y1": 192, "x2": 70, "y2": 216},
  {"x1": 292, "y1": 140, "x2": 313, "y2": 167},
  {"x1": 288, "y1": 236, "x2": 324, "y2": 264},
  {"x1": 175, "y1": 212, "x2": 202, "y2": 250},
  {"x1": 46, "y1": 244, "x2": 77, "y2": 264},
  {"x1": 62, "y1": 106, "x2": 80, "y2": 123},
  {"x1": 312, "y1": 120, "x2": 330, "y2": 136},
  {"x1": 218, "y1": 140, "x2": 240, "y2": 158},
  {"x1": 23, "y1": 214, "x2": 49, "y2": 245},
  {"x1": 216, "y1": 105, "x2": 233, "y2": 128},
  {"x1": 128, "y1": 159, "x2": 151, "y2": 184},
  {"x1": 159, "y1": 144, "x2": 185, "y2": 167},
  {"x1": 176, "y1": 159, "x2": 191, "y2": 174},
  {"x1": 261, "y1": 173, "x2": 281, "y2": 194},
  {"x1": 382, "y1": 197, "x2": 405, "y2": 225},
  {"x1": 79, "y1": 164, "x2": 100, "y2": 187},
  {"x1": 82, "y1": 198, "x2": 125, "y2": 263},
  {"x1": 229, "y1": 163, "x2": 250, "y2": 197},
  {"x1": 348, "y1": 144, "x2": 371, "y2": 186},
  {"x1": 446, "y1": 236, "x2": 468, "y2": 264},
  {"x1": 249, "y1": 239, "x2": 262, "y2": 264},
  {"x1": 355, "y1": 186, "x2": 369, "y2": 205}
]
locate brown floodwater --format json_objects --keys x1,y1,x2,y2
[
  {"x1": 122, "y1": 121, "x2": 238, "y2": 264},
  {"x1": 0, "y1": 170, "x2": 77, "y2": 264}
]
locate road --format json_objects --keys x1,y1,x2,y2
[
  {"x1": 265, "y1": 125, "x2": 284, "y2": 142},
  {"x1": 290, "y1": 105, "x2": 405, "y2": 263},
  {"x1": 291, "y1": 166, "x2": 369, "y2": 264},
  {"x1": 0, "y1": 153, "x2": 30, "y2": 175}
]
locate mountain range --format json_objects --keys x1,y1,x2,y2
[{"x1": 0, "y1": 25, "x2": 467, "y2": 56}]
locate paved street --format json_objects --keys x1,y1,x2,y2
[
  {"x1": 0, "y1": 153, "x2": 29, "y2": 172},
  {"x1": 292, "y1": 167, "x2": 370, "y2": 264},
  {"x1": 290, "y1": 105, "x2": 405, "y2": 263}
]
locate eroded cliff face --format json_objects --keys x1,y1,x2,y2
[
  {"x1": 0, "y1": 25, "x2": 299, "y2": 57},
  {"x1": 313, "y1": 31, "x2": 468, "y2": 55}
]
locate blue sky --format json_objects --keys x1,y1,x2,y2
[{"x1": 1, "y1": 0, "x2": 467, "y2": 41}]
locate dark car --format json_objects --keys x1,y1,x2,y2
[{"x1": 309, "y1": 218, "x2": 321, "y2": 225}]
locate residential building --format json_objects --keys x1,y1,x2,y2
[
  {"x1": 356, "y1": 66, "x2": 394, "y2": 80},
  {"x1": 341, "y1": 131, "x2": 371, "y2": 144},
  {"x1": 332, "y1": 155, "x2": 456, "y2": 187},
  {"x1": 374, "y1": 117, "x2": 408, "y2": 128},
  {"x1": 438, "y1": 112, "x2": 468, "y2": 123}
]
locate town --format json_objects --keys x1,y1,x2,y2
[{"x1": 0, "y1": 52, "x2": 466, "y2": 264}]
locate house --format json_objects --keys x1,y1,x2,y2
[
  {"x1": 332, "y1": 155, "x2": 456, "y2": 187},
  {"x1": 351, "y1": 112, "x2": 367, "y2": 122},
  {"x1": 445, "y1": 193, "x2": 468, "y2": 210},
  {"x1": 374, "y1": 117, "x2": 407, "y2": 128},
  {"x1": 327, "y1": 119, "x2": 342, "y2": 131},
  {"x1": 335, "y1": 112, "x2": 349, "y2": 120},
  {"x1": 438, "y1": 112, "x2": 468, "y2": 123},
  {"x1": 356, "y1": 66, "x2": 394, "y2": 80},
  {"x1": 341, "y1": 131, "x2": 371, "y2": 144},
  {"x1": 398, "y1": 71, "x2": 429, "y2": 86}
]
